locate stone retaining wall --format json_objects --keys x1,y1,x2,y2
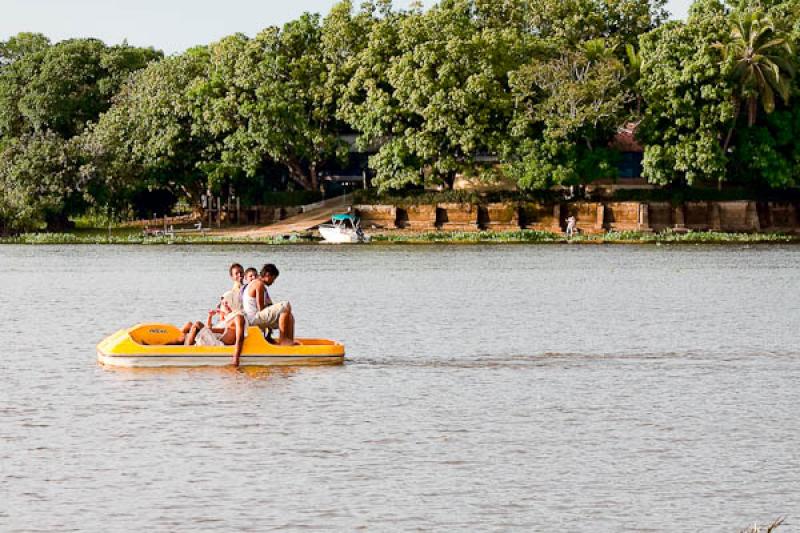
[
  {"x1": 481, "y1": 203, "x2": 520, "y2": 231},
  {"x1": 758, "y1": 202, "x2": 797, "y2": 231},
  {"x1": 604, "y1": 202, "x2": 650, "y2": 231},
  {"x1": 437, "y1": 203, "x2": 479, "y2": 231},
  {"x1": 400, "y1": 205, "x2": 437, "y2": 231},
  {"x1": 352, "y1": 201, "x2": 800, "y2": 233},
  {"x1": 647, "y1": 202, "x2": 675, "y2": 231},
  {"x1": 354, "y1": 205, "x2": 397, "y2": 229},
  {"x1": 520, "y1": 202, "x2": 562, "y2": 232},
  {"x1": 566, "y1": 202, "x2": 605, "y2": 234}
]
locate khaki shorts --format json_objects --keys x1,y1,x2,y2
[{"x1": 249, "y1": 301, "x2": 288, "y2": 331}]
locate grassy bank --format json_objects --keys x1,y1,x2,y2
[
  {"x1": 0, "y1": 231, "x2": 313, "y2": 245},
  {"x1": 1, "y1": 228, "x2": 798, "y2": 245},
  {"x1": 371, "y1": 229, "x2": 799, "y2": 244}
]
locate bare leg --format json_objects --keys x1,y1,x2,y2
[
  {"x1": 184, "y1": 321, "x2": 204, "y2": 345},
  {"x1": 169, "y1": 322, "x2": 193, "y2": 345},
  {"x1": 277, "y1": 303, "x2": 297, "y2": 346},
  {"x1": 232, "y1": 315, "x2": 244, "y2": 366}
]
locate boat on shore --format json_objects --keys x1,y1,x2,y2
[
  {"x1": 318, "y1": 214, "x2": 369, "y2": 244},
  {"x1": 97, "y1": 323, "x2": 345, "y2": 368}
]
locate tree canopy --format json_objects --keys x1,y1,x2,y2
[{"x1": 2, "y1": 0, "x2": 800, "y2": 233}]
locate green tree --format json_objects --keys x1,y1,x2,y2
[
  {"x1": 0, "y1": 32, "x2": 50, "y2": 66},
  {"x1": 84, "y1": 50, "x2": 212, "y2": 208},
  {"x1": 0, "y1": 35, "x2": 161, "y2": 231},
  {"x1": 506, "y1": 42, "x2": 630, "y2": 189},
  {"x1": 731, "y1": 108, "x2": 800, "y2": 188},
  {"x1": 0, "y1": 38, "x2": 160, "y2": 139},
  {"x1": 0, "y1": 132, "x2": 82, "y2": 232},
  {"x1": 715, "y1": 7, "x2": 795, "y2": 152},
  {"x1": 637, "y1": 0, "x2": 733, "y2": 186},
  {"x1": 192, "y1": 14, "x2": 347, "y2": 192},
  {"x1": 341, "y1": 0, "x2": 528, "y2": 191},
  {"x1": 522, "y1": 0, "x2": 667, "y2": 48}
]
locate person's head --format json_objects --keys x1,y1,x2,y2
[
  {"x1": 229, "y1": 263, "x2": 244, "y2": 283},
  {"x1": 260, "y1": 263, "x2": 279, "y2": 286},
  {"x1": 244, "y1": 267, "x2": 258, "y2": 283},
  {"x1": 219, "y1": 295, "x2": 232, "y2": 315}
]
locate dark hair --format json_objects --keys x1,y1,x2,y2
[
  {"x1": 244, "y1": 267, "x2": 257, "y2": 277},
  {"x1": 229, "y1": 263, "x2": 244, "y2": 275},
  {"x1": 260, "y1": 264, "x2": 279, "y2": 278}
]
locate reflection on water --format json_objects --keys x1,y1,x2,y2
[{"x1": 1, "y1": 244, "x2": 799, "y2": 531}]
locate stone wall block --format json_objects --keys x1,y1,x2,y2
[
  {"x1": 604, "y1": 202, "x2": 644, "y2": 231},
  {"x1": 354, "y1": 205, "x2": 397, "y2": 229},
  {"x1": 566, "y1": 202, "x2": 604, "y2": 233},
  {"x1": 521, "y1": 202, "x2": 562, "y2": 232},
  {"x1": 674, "y1": 204, "x2": 686, "y2": 229},
  {"x1": 717, "y1": 201, "x2": 756, "y2": 232},
  {"x1": 684, "y1": 202, "x2": 712, "y2": 230},
  {"x1": 760, "y1": 202, "x2": 798, "y2": 231},
  {"x1": 648, "y1": 202, "x2": 673, "y2": 231},
  {"x1": 402, "y1": 205, "x2": 438, "y2": 231},
  {"x1": 437, "y1": 203, "x2": 479, "y2": 231},
  {"x1": 481, "y1": 202, "x2": 520, "y2": 231}
]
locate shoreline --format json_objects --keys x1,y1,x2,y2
[{"x1": 1, "y1": 229, "x2": 798, "y2": 245}]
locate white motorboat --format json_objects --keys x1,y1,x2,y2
[{"x1": 318, "y1": 214, "x2": 370, "y2": 244}]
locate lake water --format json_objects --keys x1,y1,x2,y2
[{"x1": 1, "y1": 244, "x2": 799, "y2": 532}]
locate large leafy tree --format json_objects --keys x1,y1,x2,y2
[
  {"x1": 192, "y1": 14, "x2": 347, "y2": 192},
  {"x1": 0, "y1": 37, "x2": 160, "y2": 139},
  {"x1": 521, "y1": 0, "x2": 667, "y2": 49},
  {"x1": 341, "y1": 0, "x2": 528, "y2": 191},
  {"x1": 0, "y1": 35, "x2": 160, "y2": 231},
  {"x1": 506, "y1": 41, "x2": 631, "y2": 189},
  {"x1": 0, "y1": 132, "x2": 82, "y2": 232},
  {"x1": 732, "y1": 108, "x2": 800, "y2": 188},
  {"x1": 637, "y1": 0, "x2": 733, "y2": 186},
  {"x1": 84, "y1": 49, "x2": 212, "y2": 208}
]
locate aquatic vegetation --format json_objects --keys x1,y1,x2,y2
[
  {"x1": 739, "y1": 517, "x2": 785, "y2": 533},
  {"x1": 0, "y1": 232, "x2": 312, "y2": 245},
  {"x1": 1, "y1": 228, "x2": 796, "y2": 246}
]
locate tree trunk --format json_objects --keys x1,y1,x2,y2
[
  {"x1": 45, "y1": 211, "x2": 75, "y2": 232},
  {"x1": 309, "y1": 162, "x2": 319, "y2": 192},
  {"x1": 286, "y1": 161, "x2": 313, "y2": 191},
  {"x1": 722, "y1": 97, "x2": 741, "y2": 154},
  {"x1": 747, "y1": 97, "x2": 757, "y2": 127}
]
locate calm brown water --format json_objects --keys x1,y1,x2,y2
[{"x1": 1, "y1": 244, "x2": 799, "y2": 532}]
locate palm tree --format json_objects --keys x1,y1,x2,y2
[
  {"x1": 625, "y1": 44, "x2": 643, "y2": 116},
  {"x1": 715, "y1": 8, "x2": 795, "y2": 153}
]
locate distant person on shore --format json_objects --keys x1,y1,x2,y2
[
  {"x1": 243, "y1": 264, "x2": 297, "y2": 346},
  {"x1": 222, "y1": 263, "x2": 245, "y2": 312},
  {"x1": 566, "y1": 216, "x2": 577, "y2": 238}
]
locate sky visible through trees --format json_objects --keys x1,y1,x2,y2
[{"x1": 1, "y1": 0, "x2": 692, "y2": 53}]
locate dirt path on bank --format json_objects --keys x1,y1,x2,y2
[{"x1": 207, "y1": 196, "x2": 352, "y2": 238}]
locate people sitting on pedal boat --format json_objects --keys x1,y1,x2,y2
[
  {"x1": 185, "y1": 297, "x2": 247, "y2": 365},
  {"x1": 238, "y1": 266, "x2": 258, "y2": 302},
  {"x1": 243, "y1": 263, "x2": 297, "y2": 346},
  {"x1": 222, "y1": 263, "x2": 245, "y2": 312}
]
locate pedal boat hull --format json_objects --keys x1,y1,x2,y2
[{"x1": 97, "y1": 323, "x2": 345, "y2": 368}]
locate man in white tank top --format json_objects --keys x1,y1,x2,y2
[{"x1": 243, "y1": 263, "x2": 297, "y2": 345}]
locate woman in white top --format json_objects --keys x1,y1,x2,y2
[{"x1": 186, "y1": 297, "x2": 247, "y2": 366}]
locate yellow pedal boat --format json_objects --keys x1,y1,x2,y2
[{"x1": 97, "y1": 323, "x2": 345, "y2": 368}]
